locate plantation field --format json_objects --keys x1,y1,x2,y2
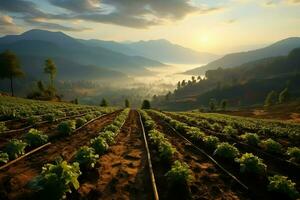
[{"x1": 0, "y1": 96, "x2": 299, "y2": 200}]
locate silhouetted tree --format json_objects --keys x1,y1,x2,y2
[
  {"x1": 125, "y1": 99, "x2": 130, "y2": 108},
  {"x1": 37, "y1": 80, "x2": 45, "y2": 93},
  {"x1": 181, "y1": 80, "x2": 186, "y2": 87},
  {"x1": 209, "y1": 99, "x2": 216, "y2": 111},
  {"x1": 100, "y1": 98, "x2": 108, "y2": 107},
  {"x1": 192, "y1": 76, "x2": 196, "y2": 83},
  {"x1": 220, "y1": 99, "x2": 228, "y2": 111},
  {"x1": 177, "y1": 81, "x2": 181, "y2": 89},
  {"x1": 264, "y1": 90, "x2": 278, "y2": 107},
  {"x1": 165, "y1": 91, "x2": 171, "y2": 101},
  {"x1": 141, "y1": 100, "x2": 151, "y2": 109},
  {"x1": 44, "y1": 59, "x2": 57, "y2": 95},
  {"x1": 0, "y1": 50, "x2": 24, "y2": 96},
  {"x1": 279, "y1": 88, "x2": 289, "y2": 104}
]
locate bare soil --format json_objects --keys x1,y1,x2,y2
[
  {"x1": 0, "y1": 111, "x2": 119, "y2": 200},
  {"x1": 76, "y1": 110, "x2": 153, "y2": 200}
]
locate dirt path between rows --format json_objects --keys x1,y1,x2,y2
[
  {"x1": 149, "y1": 113, "x2": 250, "y2": 200},
  {"x1": 0, "y1": 111, "x2": 119, "y2": 200},
  {"x1": 79, "y1": 110, "x2": 152, "y2": 200}
]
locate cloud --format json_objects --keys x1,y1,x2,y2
[
  {"x1": 0, "y1": 0, "x2": 222, "y2": 29},
  {"x1": 48, "y1": 0, "x2": 222, "y2": 28},
  {"x1": 0, "y1": 15, "x2": 21, "y2": 34},
  {"x1": 0, "y1": 15, "x2": 14, "y2": 25},
  {"x1": 25, "y1": 18, "x2": 91, "y2": 32}
]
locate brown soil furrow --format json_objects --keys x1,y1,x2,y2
[
  {"x1": 80, "y1": 110, "x2": 152, "y2": 200},
  {"x1": 149, "y1": 113, "x2": 250, "y2": 200},
  {"x1": 0, "y1": 112, "x2": 119, "y2": 200}
]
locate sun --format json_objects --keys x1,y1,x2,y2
[{"x1": 200, "y1": 35, "x2": 209, "y2": 44}]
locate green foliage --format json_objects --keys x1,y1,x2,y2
[
  {"x1": 29, "y1": 160, "x2": 81, "y2": 200},
  {"x1": 44, "y1": 59, "x2": 57, "y2": 95},
  {"x1": 74, "y1": 146, "x2": 99, "y2": 169},
  {"x1": 0, "y1": 152, "x2": 9, "y2": 164},
  {"x1": 100, "y1": 98, "x2": 108, "y2": 107},
  {"x1": 148, "y1": 130, "x2": 175, "y2": 162},
  {"x1": 240, "y1": 133, "x2": 260, "y2": 146},
  {"x1": 0, "y1": 50, "x2": 24, "y2": 96},
  {"x1": 286, "y1": 147, "x2": 300, "y2": 163},
  {"x1": 25, "y1": 128, "x2": 48, "y2": 147},
  {"x1": 125, "y1": 99, "x2": 130, "y2": 108},
  {"x1": 75, "y1": 117, "x2": 87, "y2": 128},
  {"x1": 84, "y1": 114, "x2": 95, "y2": 121},
  {"x1": 165, "y1": 161, "x2": 192, "y2": 186},
  {"x1": 203, "y1": 136, "x2": 220, "y2": 149},
  {"x1": 104, "y1": 124, "x2": 119, "y2": 132},
  {"x1": 141, "y1": 100, "x2": 151, "y2": 109},
  {"x1": 268, "y1": 175, "x2": 299, "y2": 199},
  {"x1": 279, "y1": 88, "x2": 289, "y2": 104},
  {"x1": 214, "y1": 142, "x2": 240, "y2": 160},
  {"x1": 186, "y1": 127, "x2": 205, "y2": 141},
  {"x1": 27, "y1": 115, "x2": 41, "y2": 125},
  {"x1": 99, "y1": 131, "x2": 115, "y2": 145},
  {"x1": 43, "y1": 114, "x2": 55, "y2": 122},
  {"x1": 90, "y1": 136, "x2": 109, "y2": 155},
  {"x1": 4, "y1": 139, "x2": 27, "y2": 159},
  {"x1": 260, "y1": 139, "x2": 282, "y2": 154},
  {"x1": 264, "y1": 90, "x2": 278, "y2": 107},
  {"x1": 235, "y1": 153, "x2": 266, "y2": 174},
  {"x1": 145, "y1": 120, "x2": 156, "y2": 131},
  {"x1": 222, "y1": 125, "x2": 238, "y2": 136},
  {"x1": 58, "y1": 120, "x2": 76, "y2": 135},
  {"x1": 211, "y1": 122, "x2": 222, "y2": 132},
  {"x1": 0, "y1": 122, "x2": 8, "y2": 132}
]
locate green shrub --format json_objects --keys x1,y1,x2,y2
[
  {"x1": 0, "y1": 122, "x2": 8, "y2": 132},
  {"x1": 158, "y1": 141, "x2": 176, "y2": 162},
  {"x1": 75, "y1": 117, "x2": 87, "y2": 128},
  {"x1": 203, "y1": 136, "x2": 219, "y2": 149},
  {"x1": 211, "y1": 123, "x2": 222, "y2": 132},
  {"x1": 104, "y1": 124, "x2": 119, "y2": 132},
  {"x1": 214, "y1": 142, "x2": 239, "y2": 160},
  {"x1": 4, "y1": 139, "x2": 27, "y2": 159},
  {"x1": 27, "y1": 116, "x2": 41, "y2": 125},
  {"x1": 260, "y1": 139, "x2": 282, "y2": 154},
  {"x1": 165, "y1": 161, "x2": 192, "y2": 186},
  {"x1": 58, "y1": 120, "x2": 76, "y2": 135},
  {"x1": 0, "y1": 152, "x2": 9, "y2": 164},
  {"x1": 240, "y1": 133, "x2": 260, "y2": 146},
  {"x1": 25, "y1": 128, "x2": 48, "y2": 147},
  {"x1": 74, "y1": 146, "x2": 99, "y2": 169},
  {"x1": 186, "y1": 127, "x2": 205, "y2": 141},
  {"x1": 90, "y1": 136, "x2": 109, "y2": 155},
  {"x1": 286, "y1": 147, "x2": 300, "y2": 163},
  {"x1": 84, "y1": 114, "x2": 95, "y2": 121},
  {"x1": 29, "y1": 160, "x2": 81, "y2": 200},
  {"x1": 222, "y1": 125, "x2": 238, "y2": 136},
  {"x1": 235, "y1": 153, "x2": 267, "y2": 174},
  {"x1": 99, "y1": 131, "x2": 115, "y2": 145},
  {"x1": 268, "y1": 175, "x2": 299, "y2": 199},
  {"x1": 43, "y1": 114, "x2": 55, "y2": 122},
  {"x1": 145, "y1": 120, "x2": 156, "y2": 131}
]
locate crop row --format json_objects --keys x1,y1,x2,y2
[
  {"x1": 139, "y1": 110, "x2": 194, "y2": 197},
  {"x1": 181, "y1": 111, "x2": 300, "y2": 142},
  {"x1": 150, "y1": 110, "x2": 299, "y2": 199},
  {"x1": 167, "y1": 112, "x2": 300, "y2": 165},
  {"x1": 0, "y1": 111, "x2": 105, "y2": 166},
  {"x1": 27, "y1": 109, "x2": 129, "y2": 199}
]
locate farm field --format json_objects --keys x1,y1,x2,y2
[{"x1": 0, "y1": 97, "x2": 299, "y2": 200}]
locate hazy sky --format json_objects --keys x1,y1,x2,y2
[{"x1": 0, "y1": 0, "x2": 300, "y2": 54}]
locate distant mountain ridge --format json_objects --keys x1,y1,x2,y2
[
  {"x1": 79, "y1": 38, "x2": 219, "y2": 64},
  {"x1": 185, "y1": 37, "x2": 300, "y2": 75},
  {"x1": 0, "y1": 29, "x2": 165, "y2": 76}
]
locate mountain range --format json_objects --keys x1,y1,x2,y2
[
  {"x1": 185, "y1": 37, "x2": 300, "y2": 75},
  {"x1": 79, "y1": 39, "x2": 219, "y2": 64}
]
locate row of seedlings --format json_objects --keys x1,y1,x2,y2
[
  {"x1": 0, "y1": 112, "x2": 104, "y2": 166},
  {"x1": 182, "y1": 111, "x2": 300, "y2": 144},
  {"x1": 169, "y1": 112, "x2": 300, "y2": 165},
  {"x1": 139, "y1": 110, "x2": 193, "y2": 198},
  {"x1": 150, "y1": 110, "x2": 299, "y2": 200},
  {"x1": 27, "y1": 109, "x2": 129, "y2": 199}
]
